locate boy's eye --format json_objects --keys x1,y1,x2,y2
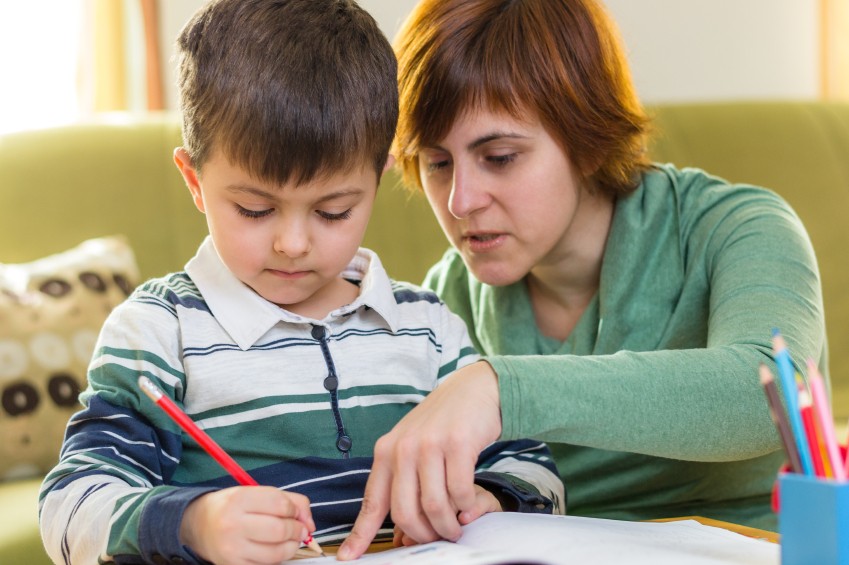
[
  {"x1": 316, "y1": 209, "x2": 352, "y2": 222},
  {"x1": 236, "y1": 205, "x2": 273, "y2": 219}
]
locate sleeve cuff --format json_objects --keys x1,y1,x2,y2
[
  {"x1": 474, "y1": 471, "x2": 555, "y2": 514},
  {"x1": 483, "y1": 356, "x2": 518, "y2": 440},
  {"x1": 135, "y1": 486, "x2": 219, "y2": 565}
]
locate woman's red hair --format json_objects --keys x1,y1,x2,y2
[{"x1": 394, "y1": 0, "x2": 650, "y2": 195}]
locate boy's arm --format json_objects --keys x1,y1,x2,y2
[
  {"x1": 38, "y1": 299, "x2": 216, "y2": 565},
  {"x1": 472, "y1": 439, "x2": 565, "y2": 514},
  {"x1": 435, "y1": 306, "x2": 565, "y2": 515}
]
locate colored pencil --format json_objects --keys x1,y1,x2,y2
[
  {"x1": 806, "y1": 359, "x2": 847, "y2": 480},
  {"x1": 796, "y1": 371, "x2": 834, "y2": 477},
  {"x1": 798, "y1": 385, "x2": 826, "y2": 477},
  {"x1": 759, "y1": 364, "x2": 802, "y2": 473},
  {"x1": 771, "y1": 329, "x2": 815, "y2": 476},
  {"x1": 138, "y1": 376, "x2": 325, "y2": 556}
]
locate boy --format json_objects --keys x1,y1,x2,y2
[{"x1": 38, "y1": 1, "x2": 563, "y2": 564}]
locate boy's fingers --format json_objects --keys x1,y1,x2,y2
[
  {"x1": 240, "y1": 488, "x2": 316, "y2": 535},
  {"x1": 285, "y1": 491, "x2": 316, "y2": 532},
  {"x1": 458, "y1": 488, "x2": 502, "y2": 525},
  {"x1": 336, "y1": 461, "x2": 392, "y2": 560},
  {"x1": 244, "y1": 515, "x2": 308, "y2": 545}
]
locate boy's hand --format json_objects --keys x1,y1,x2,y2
[
  {"x1": 391, "y1": 485, "x2": 502, "y2": 547},
  {"x1": 180, "y1": 486, "x2": 314, "y2": 565}
]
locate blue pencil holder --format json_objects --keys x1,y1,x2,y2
[{"x1": 779, "y1": 473, "x2": 849, "y2": 565}]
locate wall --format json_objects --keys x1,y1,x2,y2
[
  {"x1": 159, "y1": 0, "x2": 819, "y2": 109},
  {"x1": 604, "y1": 0, "x2": 819, "y2": 102}
]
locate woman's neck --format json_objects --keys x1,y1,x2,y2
[{"x1": 527, "y1": 189, "x2": 614, "y2": 340}]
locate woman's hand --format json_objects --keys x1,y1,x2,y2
[
  {"x1": 337, "y1": 361, "x2": 502, "y2": 560},
  {"x1": 392, "y1": 484, "x2": 503, "y2": 547},
  {"x1": 179, "y1": 486, "x2": 315, "y2": 565}
]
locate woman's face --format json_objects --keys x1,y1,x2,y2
[{"x1": 418, "y1": 107, "x2": 597, "y2": 287}]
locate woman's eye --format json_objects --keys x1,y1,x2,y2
[
  {"x1": 317, "y1": 209, "x2": 352, "y2": 222},
  {"x1": 487, "y1": 153, "x2": 517, "y2": 167},
  {"x1": 426, "y1": 160, "x2": 450, "y2": 173},
  {"x1": 236, "y1": 205, "x2": 273, "y2": 219}
]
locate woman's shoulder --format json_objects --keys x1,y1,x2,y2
[
  {"x1": 639, "y1": 163, "x2": 807, "y2": 249},
  {"x1": 646, "y1": 163, "x2": 790, "y2": 208},
  {"x1": 640, "y1": 163, "x2": 799, "y2": 226}
]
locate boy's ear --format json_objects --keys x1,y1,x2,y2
[
  {"x1": 174, "y1": 147, "x2": 205, "y2": 213},
  {"x1": 382, "y1": 154, "x2": 396, "y2": 174}
]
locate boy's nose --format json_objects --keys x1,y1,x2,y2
[{"x1": 273, "y1": 221, "x2": 311, "y2": 257}]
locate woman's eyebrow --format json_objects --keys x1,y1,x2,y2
[
  {"x1": 422, "y1": 132, "x2": 529, "y2": 153},
  {"x1": 467, "y1": 132, "x2": 528, "y2": 151}
]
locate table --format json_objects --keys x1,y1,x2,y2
[{"x1": 295, "y1": 515, "x2": 779, "y2": 559}]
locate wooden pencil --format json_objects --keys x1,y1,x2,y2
[
  {"x1": 806, "y1": 359, "x2": 846, "y2": 480},
  {"x1": 759, "y1": 364, "x2": 803, "y2": 474}
]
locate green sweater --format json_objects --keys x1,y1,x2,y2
[{"x1": 423, "y1": 164, "x2": 827, "y2": 531}]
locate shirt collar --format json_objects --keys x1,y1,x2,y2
[{"x1": 184, "y1": 237, "x2": 400, "y2": 350}]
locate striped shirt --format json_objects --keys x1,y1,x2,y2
[{"x1": 39, "y1": 237, "x2": 564, "y2": 565}]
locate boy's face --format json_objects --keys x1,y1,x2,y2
[{"x1": 175, "y1": 148, "x2": 385, "y2": 318}]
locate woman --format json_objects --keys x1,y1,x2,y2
[{"x1": 338, "y1": 0, "x2": 825, "y2": 558}]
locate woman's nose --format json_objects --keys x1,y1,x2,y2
[{"x1": 448, "y1": 168, "x2": 490, "y2": 219}]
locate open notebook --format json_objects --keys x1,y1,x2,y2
[{"x1": 295, "y1": 512, "x2": 779, "y2": 565}]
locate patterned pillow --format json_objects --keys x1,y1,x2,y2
[{"x1": 0, "y1": 236, "x2": 139, "y2": 481}]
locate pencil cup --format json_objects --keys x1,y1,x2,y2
[{"x1": 779, "y1": 473, "x2": 849, "y2": 565}]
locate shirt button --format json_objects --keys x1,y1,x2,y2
[
  {"x1": 311, "y1": 325, "x2": 326, "y2": 339},
  {"x1": 336, "y1": 435, "x2": 352, "y2": 452},
  {"x1": 151, "y1": 555, "x2": 168, "y2": 565},
  {"x1": 324, "y1": 375, "x2": 338, "y2": 391}
]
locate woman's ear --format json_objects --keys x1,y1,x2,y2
[{"x1": 173, "y1": 147, "x2": 205, "y2": 213}]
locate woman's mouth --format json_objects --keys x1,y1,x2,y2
[{"x1": 463, "y1": 233, "x2": 506, "y2": 252}]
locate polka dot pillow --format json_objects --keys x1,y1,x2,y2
[{"x1": 0, "y1": 236, "x2": 139, "y2": 481}]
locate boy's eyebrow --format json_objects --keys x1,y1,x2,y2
[
  {"x1": 226, "y1": 185, "x2": 277, "y2": 199},
  {"x1": 226, "y1": 184, "x2": 365, "y2": 203},
  {"x1": 313, "y1": 188, "x2": 366, "y2": 204}
]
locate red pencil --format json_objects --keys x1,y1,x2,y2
[
  {"x1": 138, "y1": 376, "x2": 324, "y2": 556},
  {"x1": 806, "y1": 359, "x2": 846, "y2": 480},
  {"x1": 798, "y1": 384, "x2": 826, "y2": 478}
]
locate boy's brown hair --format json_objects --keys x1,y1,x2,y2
[
  {"x1": 177, "y1": 0, "x2": 398, "y2": 184},
  {"x1": 394, "y1": 0, "x2": 649, "y2": 196}
]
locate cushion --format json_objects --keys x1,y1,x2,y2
[{"x1": 0, "y1": 236, "x2": 139, "y2": 481}]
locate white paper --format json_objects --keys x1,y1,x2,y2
[{"x1": 294, "y1": 513, "x2": 779, "y2": 564}]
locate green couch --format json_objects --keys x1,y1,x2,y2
[{"x1": 2, "y1": 101, "x2": 847, "y2": 564}]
